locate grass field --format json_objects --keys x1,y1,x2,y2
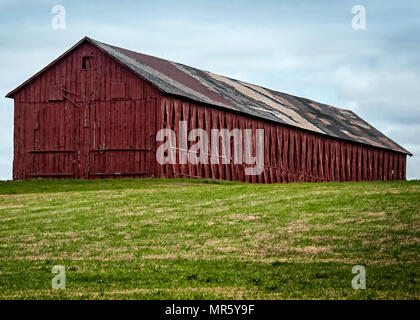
[{"x1": 0, "y1": 178, "x2": 419, "y2": 299}]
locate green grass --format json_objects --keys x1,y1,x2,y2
[{"x1": 0, "y1": 178, "x2": 419, "y2": 299}]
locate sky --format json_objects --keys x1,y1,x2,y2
[{"x1": 0, "y1": 0, "x2": 419, "y2": 180}]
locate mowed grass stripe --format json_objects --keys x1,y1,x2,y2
[{"x1": 0, "y1": 178, "x2": 418, "y2": 299}]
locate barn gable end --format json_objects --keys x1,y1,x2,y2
[{"x1": 9, "y1": 39, "x2": 160, "y2": 180}]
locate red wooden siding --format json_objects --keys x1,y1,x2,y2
[
  {"x1": 12, "y1": 42, "x2": 159, "y2": 180},
  {"x1": 157, "y1": 96, "x2": 407, "y2": 183}
]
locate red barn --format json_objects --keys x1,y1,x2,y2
[{"x1": 6, "y1": 37, "x2": 411, "y2": 182}]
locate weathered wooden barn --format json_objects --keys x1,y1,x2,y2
[{"x1": 6, "y1": 37, "x2": 411, "y2": 183}]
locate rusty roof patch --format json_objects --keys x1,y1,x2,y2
[
  {"x1": 350, "y1": 120, "x2": 371, "y2": 130},
  {"x1": 319, "y1": 118, "x2": 331, "y2": 125},
  {"x1": 309, "y1": 103, "x2": 321, "y2": 111},
  {"x1": 359, "y1": 137, "x2": 388, "y2": 149},
  {"x1": 273, "y1": 95, "x2": 299, "y2": 110}
]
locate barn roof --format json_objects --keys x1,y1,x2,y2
[{"x1": 6, "y1": 37, "x2": 411, "y2": 155}]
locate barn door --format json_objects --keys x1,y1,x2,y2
[
  {"x1": 31, "y1": 101, "x2": 80, "y2": 178},
  {"x1": 87, "y1": 100, "x2": 156, "y2": 178}
]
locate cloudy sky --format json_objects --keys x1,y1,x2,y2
[{"x1": 1, "y1": 0, "x2": 419, "y2": 180}]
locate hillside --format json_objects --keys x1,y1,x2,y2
[{"x1": 0, "y1": 178, "x2": 419, "y2": 299}]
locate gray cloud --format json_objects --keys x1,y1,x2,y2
[{"x1": 1, "y1": 0, "x2": 419, "y2": 179}]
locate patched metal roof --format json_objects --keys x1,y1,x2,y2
[
  {"x1": 7, "y1": 37, "x2": 411, "y2": 155},
  {"x1": 90, "y1": 38, "x2": 410, "y2": 155}
]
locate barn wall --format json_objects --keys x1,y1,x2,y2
[
  {"x1": 157, "y1": 96, "x2": 407, "y2": 183},
  {"x1": 12, "y1": 41, "x2": 160, "y2": 180},
  {"x1": 11, "y1": 40, "x2": 407, "y2": 182}
]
